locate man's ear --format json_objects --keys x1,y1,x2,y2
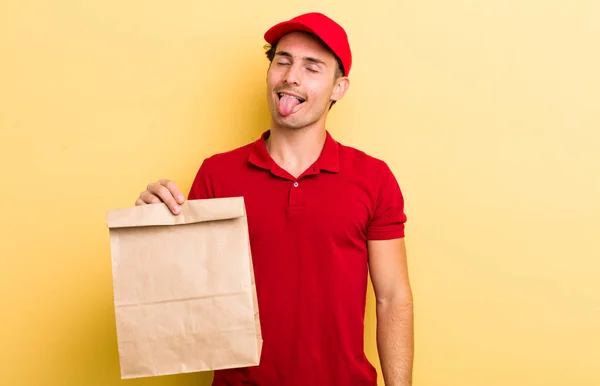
[{"x1": 331, "y1": 77, "x2": 350, "y2": 102}]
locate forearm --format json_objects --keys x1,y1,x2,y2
[{"x1": 376, "y1": 299, "x2": 414, "y2": 386}]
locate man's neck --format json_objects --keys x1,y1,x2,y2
[{"x1": 265, "y1": 125, "x2": 327, "y2": 179}]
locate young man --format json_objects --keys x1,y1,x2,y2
[{"x1": 135, "y1": 12, "x2": 414, "y2": 386}]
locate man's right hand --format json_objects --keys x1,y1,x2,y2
[{"x1": 135, "y1": 179, "x2": 185, "y2": 215}]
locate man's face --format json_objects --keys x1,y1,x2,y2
[{"x1": 266, "y1": 32, "x2": 349, "y2": 130}]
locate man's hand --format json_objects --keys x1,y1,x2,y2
[{"x1": 135, "y1": 179, "x2": 186, "y2": 215}]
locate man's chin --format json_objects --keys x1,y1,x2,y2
[{"x1": 272, "y1": 115, "x2": 305, "y2": 130}]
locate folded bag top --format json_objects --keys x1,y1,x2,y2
[{"x1": 106, "y1": 196, "x2": 246, "y2": 229}]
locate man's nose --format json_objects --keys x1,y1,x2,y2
[{"x1": 283, "y1": 63, "x2": 302, "y2": 85}]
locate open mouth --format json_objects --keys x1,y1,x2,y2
[
  {"x1": 277, "y1": 92, "x2": 306, "y2": 103},
  {"x1": 277, "y1": 92, "x2": 306, "y2": 117}
]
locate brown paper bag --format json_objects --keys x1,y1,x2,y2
[{"x1": 106, "y1": 197, "x2": 262, "y2": 379}]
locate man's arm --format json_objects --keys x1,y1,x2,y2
[{"x1": 368, "y1": 237, "x2": 414, "y2": 386}]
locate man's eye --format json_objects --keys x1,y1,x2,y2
[
  {"x1": 307, "y1": 67, "x2": 319, "y2": 73},
  {"x1": 278, "y1": 61, "x2": 290, "y2": 66}
]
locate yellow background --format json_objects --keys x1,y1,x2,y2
[{"x1": 1, "y1": 1, "x2": 599, "y2": 385}]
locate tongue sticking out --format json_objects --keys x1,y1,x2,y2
[{"x1": 278, "y1": 94, "x2": 302, "y2": 117}]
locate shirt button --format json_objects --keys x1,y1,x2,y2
[{"x1": 293, "y1": 181, "x2": 299, "y2": 187}]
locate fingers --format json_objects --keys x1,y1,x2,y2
[
  {"x1": 135, "y1": 179, "x2": 185, "y2": 215},
  {"x1": 137, "y1": 190, "x2": 163, "y2": 205},
  {"x1": 158, "y1": 179, "x2": 185, "y2": 205},
  {"x1": 148, "y1": 180, "x2": 181, "y2": 214}
]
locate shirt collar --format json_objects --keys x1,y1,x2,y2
[{"x1": 248, "y1": 130, "x2": 339, "y2": 174}]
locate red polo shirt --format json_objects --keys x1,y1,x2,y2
[{"x1": 188, "y1": 130, "x2": 407, "y2": 386}]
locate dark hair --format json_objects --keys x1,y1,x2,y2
[{"x1": 264, "y1": 39, "x2": 345, "y2": 109}]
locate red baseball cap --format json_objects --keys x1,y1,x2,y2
[{"x1": 264, "y1": 12, "x2": 352, "y2": 77}]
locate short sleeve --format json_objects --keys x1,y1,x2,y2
[
  {"x1": 366, "y1": 161, "x2": 407, "y2": 240},
  {"x1": 187, "y1": 159, "x2": 215, "y2": 200}
]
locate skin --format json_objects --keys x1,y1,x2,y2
[{"x1": 136, "y1": 31, "x2": 413, "y2": 386}]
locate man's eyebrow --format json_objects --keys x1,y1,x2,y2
[
  {"x1": 275, "y1": 50, "x2": 293, "y2": 58},
  {"x1": 275, "y1": 51, "x2": 327, "y2": 66},
  {"x1": 304, "y1": 56, "x2": 327, "y2": 66}
]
